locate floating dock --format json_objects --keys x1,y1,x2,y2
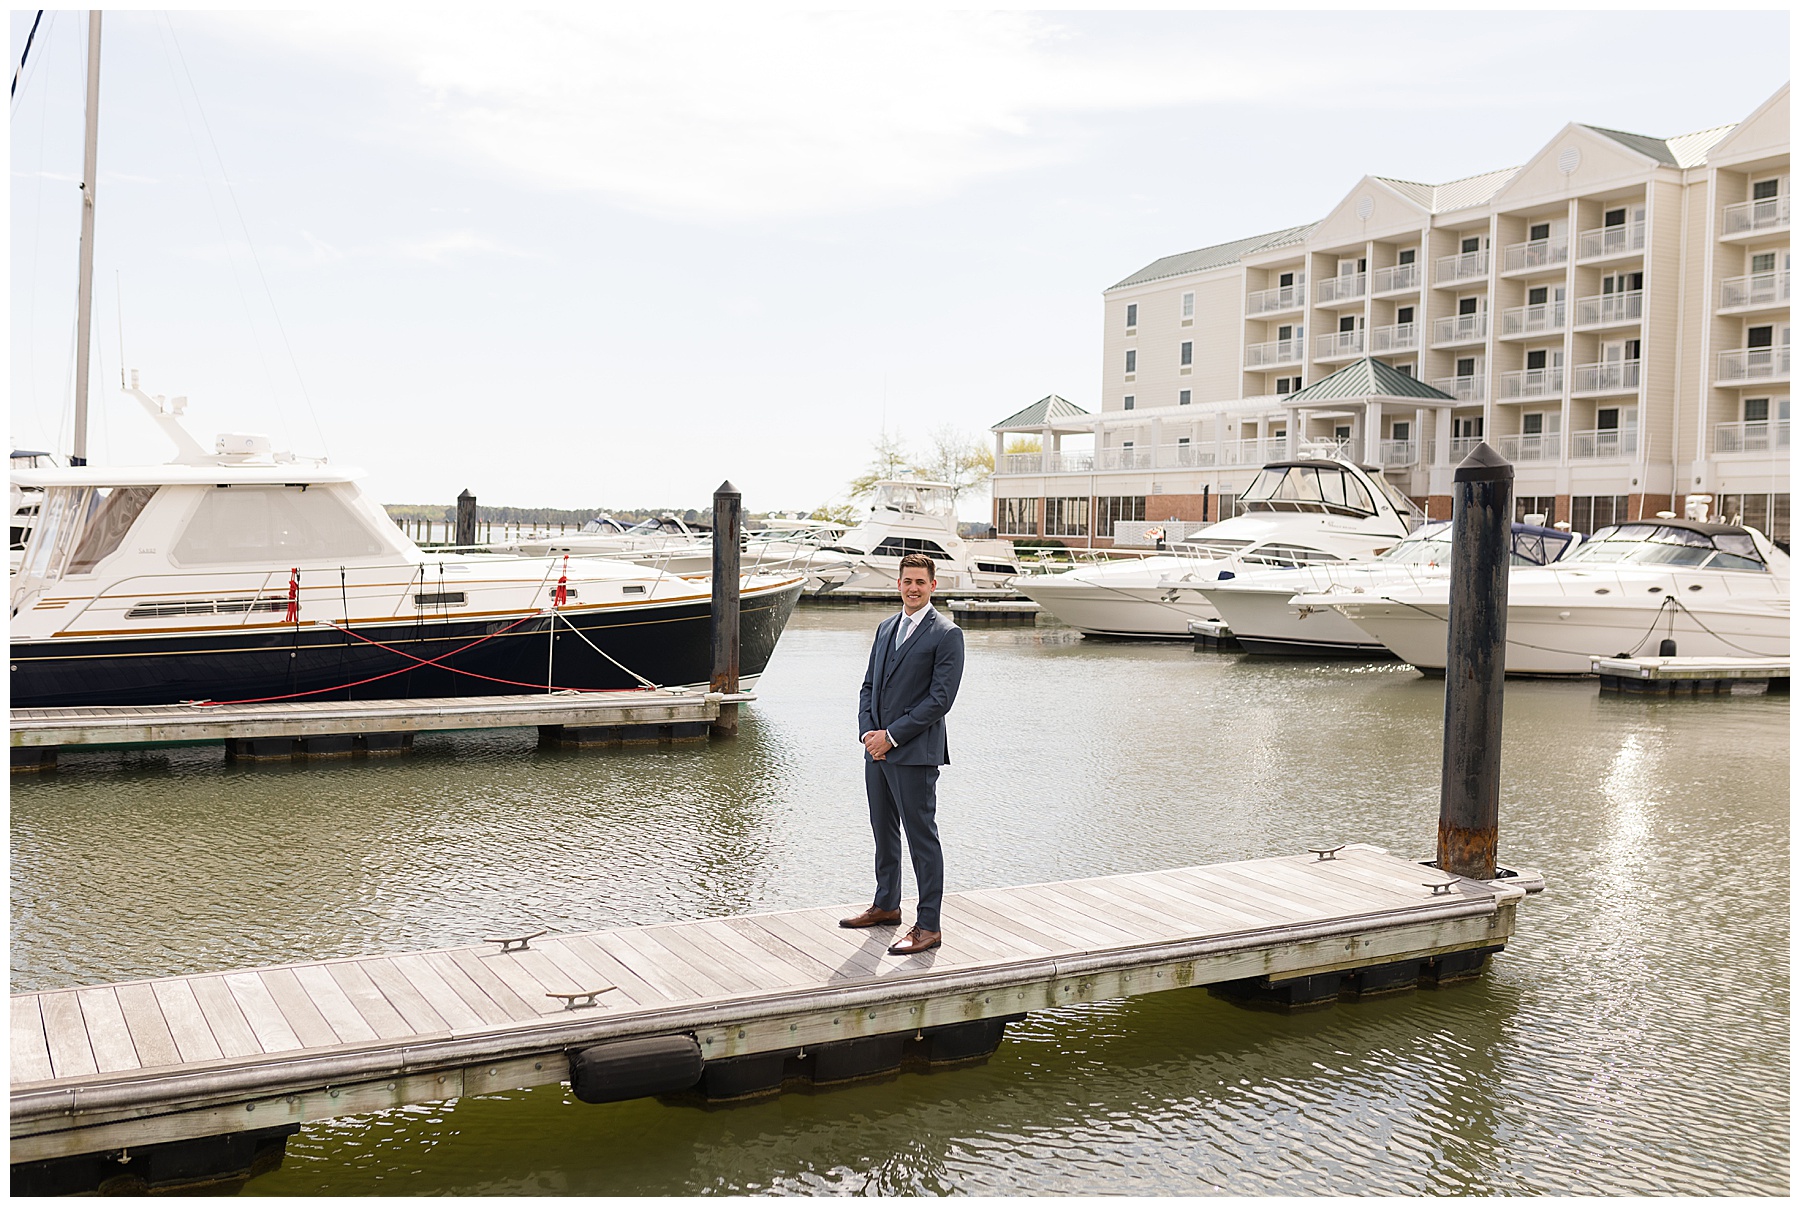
[
  {"x1": 1591, "y1": 655, "x2": 1789, "y2": 695},
  {"x1": 9, "y1": 690, "x2": 754, "y2": 771},
  {"x1": 947, "y1": 599, "x2": 1040, "y2": 627},
  {"x1": 11, "y1": 844, "x2": 1539, "y2": 1192},
  {"x1": 1187, "y1": 617, "x2": 1242, "y2": 652},
  {"x1": 804, "y1": 586, "x2": 1023, "y2": 606}
]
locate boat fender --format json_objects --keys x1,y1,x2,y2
[
  {"x1": 1659, "y1": 638, "x2": 1677, "y2": 657},
  {"x1": 569, "y1": 1035, "x2": 703, "y2": 1103}
]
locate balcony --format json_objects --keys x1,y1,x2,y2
[
  {"x1": 1315, "y1": 329, "x2": 1366, "y2": 361},
  {"x1": 1720, "y1": 271, "x2": 1790, "y2": 311},
  {"x1": 1501, "y1": 236, "x2": 1569, "y2": 275},
  {"x1": 1047, "y1": 452, "x2": 1093, "y2": 473},
  {"x1": 1574, "y1": 290, "x2": 1644, "y2": 327},
  {"x1": 1244, "y1": 337, "x2": 1305, "y2": 368},
  {"x1": 1155, "y1": 442, "x2": 1216, "y2": 468},
  {"x1": 1714, "y1": 419, "x2": 1790, "y2": 454},
  {"x1": 1717, "y1": 345, "x2": 1792, "y2": 384},
  {"x1": 1571, "y1": 359, "x2": 1642, "y2": 395},
  {"x1": 1247, "y1": 279, "x2": 1306, "y2": 315},
  {"x1": 1376, "y1": 438, "x2": 1418, "y2": 467},
  {"x1": 1371, "y1": 262, "x2": 1420, "y2": 294},
  {"x1": 1722, "y1": 195, "x2": 1790, "y2": 237},
  {"x1": 1315, "y1": 273, "x2": 1367, "y2": 306},
  {"x1": 1369, "y1": 322, "x2": 1419, "y2": 354},
  {"x1": 1569, "y1": 427, "x2": 1638, "y2": 460},
  {"x1": 1500, "y1": 302, "x2": 1566, "y2": 338},
  {"x1": 1097, "y1": 447, "x2": 1155, "y2": 471},
  {"x1": 1432, "y1": 312, "x2": 1489, "y2": 345},
  {"x1": 1447, "y1": 435, "x2": 1485, "y2": 461},
  {"x1": 1219, "y1": 437, "x2": 1288, "y2": 465},
  {"x1": 1577, "y1": 221, "x2": 1645, "y2": 261},
  {"x1": 1432, "y1": 374, "x2": 1486, "y2": 402},
  {"x1": 1001, "y1": 452, "x2": 1045, "y2": 474},
  {"x1": 1434, "y1": 248, "x2": 1490, "y2": 285},
  {"x1": 1491, "y1": 432, "x2": 1559, "y2": 462},
  {"x1": 1499, "y1": 366, "x2": 1564, "y2": 400}
]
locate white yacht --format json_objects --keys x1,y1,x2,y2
[
  {"x1": 824, "y1": 479, "x2": 1023, "y2": 593},
  {"x1": 10, "y1": 449, "x2": 60, "y2": 571},
  {"x1": 502, "y1": 515, "x2": 856, "y2": 592},
  {"x1": 9, "y1": 382, "x2": 806, "y2": 708},
  {"x1": 1011, "y1": 456, "x2": 1423, "y2": 637},
  {"x1": 1313, "y1": 516, "x2": 1788, "y2": 675},
  {"x1": 1197, "y1": 522, "x2": 1580, "y2": 657}
]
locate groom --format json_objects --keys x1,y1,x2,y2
[{"x1": 842, "y1": 553, "x2": 965, "y2": 955}]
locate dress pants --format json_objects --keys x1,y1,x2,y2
[{"x1": 865, "y1": 759, "x2": 943, "y2": 932}]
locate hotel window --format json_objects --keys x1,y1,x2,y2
[
  {"x1": 1748, "y1": 325, "x2": 1773, "y2": 349},
  {"x1": 1529, "y1": 221, "x2": 1550, "y2": 242},
  {"x1": 1523, "y1": 412, "x2": 1544, "y2": 434},
  {"x1": 1456, "y1": 357, "x2": 1477, "y2": 377},
  {"x1": 1125, "y1": 303, "x2": 1137, "y2": 330},
  {"x1": 1602, "y1": 271, "x2": 1641, "y2": 295},
  {"x1": 1395, "y1": 363, "x2": 1415, "y2": 378},
  {"x1": 1604, "y1": 207, "x2": 1626, "y2": 228},
  {"x1": 1095, "y1": 496, "x2": 1146, "y2": 537},
  {"x1": 1276, "y1": 376, "x2": 1302, "y2": 395},
  {"x1": 1123, "y1": 395, "x2": 1135, "y2": 411},
  {"x1": 1398, "y1": 248, "x2": 1415, "y2": 265},
  {"x1": 1179, "y1": 341, "x2": 1193, "y2": 367},
  {"x1": 1514, "y1": 496, "x2": 1557, "y2": 527},
  {"x1": 1458, "y1": 296, "x2": 1480, "y2": 316},
  {"x1": 1178, "y1": 389, "x2": 1191, "y2": 406},
  {"x1": 1717, "y1": 492, "x2": 1789, "y2": 542},
  {"x1": 999, "y1": 497, "x2": 1038, "y2": 534},
  {"x1": 1181, "y1": 292, "x2": 1194, "y2": 319},
  {"x1": 1044, "y1": 496, "x2": 1090, "y2": 538},
  {"x1": 1334, "y1": 424, "x2": 1352, "y2": 441},
  {"x1": 1752, "y1": 252, "x2": 1777, "y2": 274},
  {"x1": 1278, "y1": 270, "x2": 1295, "y2": 288},
  {"x1": 1397, "y1": 305, "x2": 1414, "y2": 326},
  {"x1": 1453, "y1": 415, "x2": 1484, "y2": 440},
  {"x1": 1752, "y1": 178, "x2": 1781, "y2": 201},
  {"x1": 1461, "y1": 235, "x2": 1482, "y2": 254},
  {"x1": 1124, "y1": 349, "x2": 1136, "y2": 373},
  {"x1": 1392, "y1": 421, "x2": 1411, "y2": 441},
  {"x1": 1570, "y1": 494, "x2": 1629, "y2": 534},
  {"x1": 1744, "y1": 397, "x2": 1770, "y2": 423}
]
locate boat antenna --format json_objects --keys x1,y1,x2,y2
[
  {"x1": 115, "y1": 269, "x2": 126, "y2": 388},
  {"x1": 10, "y1": 10, "x2": 45, "y2": 99},
  {"x1": 71, "y1": 9, "x2": 101, "y2": 467}
]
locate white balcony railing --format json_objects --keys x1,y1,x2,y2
[
  {"x1": 1432, "y1": 312, "x2": 1489, "y2": 344},
  {"x1": 1432, "y1": 374, "x2": 1486, "y2": 402},
  {"x1": 1447, "y1": 435, "x2": 1485, "y2": 461},
  {"x1": 1219, "y1": 437, "x2": 1288, "y2": 465},
  {"x1": 1369, "y1": 322, "x2": 1419, "y2": 354},
  {"x1": 1371, "y1": 262, "x2": 1420, "y2": 294},
  {"x1": 1315, "y1": 273, "x2": 1367, "y2": 305},
  {"x1": 1491, "y1": 432, "x2": 1559, "y2": 462},
  {"x1": 1717, "y1": 346, "x2": 1792, "y2": 384},
  {"x1": 1001, "y1": 452, "x2": 1044, "y2": 474},
  {"x1": 1435, "y1": 249, "x2": 1489, "y2": 284},
  {"x1": 1500, "y1": 302, "x2": 1566, "y2": 337},
  {"x1": 1247, "y1": 279, "x2": 1306, "y2": 315},
  {"x1": 1569, "y1": 427, "x2": 1638, "y2": 459},
  {"x1": 1501, "y1": 237, "x2": 1569, "y2": 274},
  {"x1": 1244, "y1": 337, "x2": 1305, "y2": 368},
  {"x1": 1577, "y1": 222, "x2": 1645, "y2": 260},
  {"x1": 1723, "y1": 195, "x2": 1791, "y2": 236},
  {"x1": 1714, "y1": 419, "x2": 1791, "y2": 454},
  {"x1": 1316, "y1": 329, "x2": 1366, "y2": 359},
  {"x1": 1499, "y1": 366, "x2": 1564, "y2": 399},
  {"x1": 1048, "y1": 452, "x2": 1093, "y2": 473},
  {"x1": 1571, "y1": 359, "x2": 1642, "y2": 395},
  {"x1": 1575, "y1": 290, "x2": 1644, "y2": 327},
  {"x1": 1097, "y1": 447, "x2": 1155, "y2": 470},
  {"x1": 1376, "y1": 439, "x2": 1418, "y2": 466},
  {"x1": 1720, "y1": 271, "x2": 1790, "y2": 310},
  {"x1": 1155, "y1": 442, "x2": 1215, "y2": 468}
]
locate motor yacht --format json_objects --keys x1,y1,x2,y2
[
  {"x1": 824, "y1": 479, "x2": 1023, "y2": 593},
  {"x1": 1197, "y1": 522, "x2": 1580, "y2": 657},
  {"x1": 502, "y1": 515, "x2": 856, "y2": 592},
  {"x1": 1313, "y1": 516, "x2": 1788, "y2": 675},
  {"x1": 1010, "y1": 455, "x2": 1423, "y2": 637},
  {"x1": 10, "y1": 449, "x2": 59, "y2": 571},
  {"x1": 9, "y1": 383, "x2": 805, "y2": 708}
]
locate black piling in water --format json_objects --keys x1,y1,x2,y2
[
  {"x1": 454, "y1": 489, "x2": 476, "y2": 547},
  {"x1": 1438, "y1": 442, "x2": 1513, "y2": 881},
  {"x1": 710, "y1": 480, "x2": 743, "y2": 737}
]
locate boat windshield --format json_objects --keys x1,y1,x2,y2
[
  {"x1": 580, "y1": 517, "x2": 627, "y2": 535},
  {"x1": 1377, "y1": 522, "x2": 1576, "y2": 566},
  {"x1": 17, "y1": 485, "x2": 99, "y2": 582},
  {"x1": 870, "y1": 481, "x2": 954, "y2": 517},
  {"x1": 1565, "y1": 523, "x2": 1766, "y2": 571},
  {"x1": 1237, "y1": 465, "x2": 1377, "y2": 517}
]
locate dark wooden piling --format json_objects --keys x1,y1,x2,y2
[
  {"x1": 1438, "y1": 442, "x2": 1512, "y2": 881},
  {"x1": 454, "y1": 490, "x2": 476, "y2": 547},
  {"x1": 710, "y1": 481, "x2": 743, "y2": 737}
]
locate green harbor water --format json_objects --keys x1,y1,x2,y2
[{"x1": 10, "y1": 606, "x2": 1789, "y2": 1195}]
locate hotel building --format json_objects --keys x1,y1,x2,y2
[{"x1": 991, "y1": 85, "x2": 1789, "y2": 546}]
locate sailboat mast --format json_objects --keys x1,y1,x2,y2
[{"x1": 71, "y1": 9, "x2": 102, "y2": 467}]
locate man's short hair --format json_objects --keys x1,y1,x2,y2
[{"x1": 898, "y1": 552, "x2": 936, "y2": 579}]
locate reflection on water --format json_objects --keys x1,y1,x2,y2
[{"x1": 11, "y1": 605, "x2": 1789, "y2": 1195}]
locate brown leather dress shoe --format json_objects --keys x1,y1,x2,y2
[
  {"x1": 839, "y1": 905, "x2": 902, "y2": 929},
  {"x1": 887, "y1": 927, "x2": 941, "y2": 955}
]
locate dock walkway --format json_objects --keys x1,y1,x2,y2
[{"x1": 12, "y1": 844, "x2": 1536, "y2": 1171}]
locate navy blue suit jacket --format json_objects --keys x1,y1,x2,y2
[{"x1": 858, "y1": 607, "x2": 965, "y2": 766}]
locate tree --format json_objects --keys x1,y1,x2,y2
[
  {"x1": 809, "y1": 502, "x2": 861, "y2": 525},
  {"x1": 847, "y1": 429, "x2": 914, "y2": 500},
  {"x1": 908, "y1": 424, "x2": 993, "y2": 505},
  {"x1": 1004, "y1": 436, "x2": 1042, "y2": 455}
]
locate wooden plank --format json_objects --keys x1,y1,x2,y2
[
  {"x1": 745, "y1": 910, "x2": 889, "y2": 982},
  {"x1": 493, "y1": 945, "x2": 592, "y2": 1007},
  {"x1": 150, "y1": 980, "x2": 225, "y2": 1064},
  {"x1": 703, "y1": 917, "x2": 843, "y2": 981},
  {"x1": 289, "y1": 965, "x2": 380, "y2": 1045},
  {"x1": 555, "y1": 935, "x2": 675, "y2": 1008},
  {"x1": 387, "y1": 954, "x2": 488, "y2": 1032},
  {"x1": 40, "y1": 991, "x2": 100, "y2": 1078},
  {"x1": 443, "y1": 948, "x2": 556, "y2": 1022},
  {"x1": 357, "y1": 959, "x2": 450, "y2": 1036},
  {"x1": 530, "y1": 940, "x2": 633, "y2": 1012},
  {"x1": 967, "y1": 885, "x2": 1131, "y2": 949},
  {"x1": 946, "y1": 894, "x2": 1069, "y2": 955},
  {"x1": 189, "y1": 977, "x2": 268, "y2": 1059},
  {"x1": 222, "y1": 972, "x2": 304, "y2": 1054},
  {"x1": 10, "y1": 996, "x2": 54, "y2": 1084},
  {"x1": 1139, "y1": 869, "x2": 1307, "y2": 928},
  {"x1": 74, "y1": 988, "x2": 140, "y2": 1074},
  {"x1": 1119, "y1": 869, "x2": 1277, "y2": 930},
  {"x1": 1252, "y1": 859, "x2": 1399, "y2": 913},
  {"x1": 646, "y1": 924, "x2": 778, "y2": 996},
  {"x1": 1013, "y1": 883, "x2": 1174, "y2": 944},
  {"x1": 1038, "y1": 880, "x2": 1198, "y2": 942},
  {"x1": 257, "y1": 968, "x2": 342, "y2": 1051},
  {"x1": 461, "y1": 946, "x2": 601, "y2": 1015},
  {"x1": 590, "y1": 929, "x2": 719, "y2": 1001},
  {"x1": 1175, "y1": 865, "x2": 1335, "y2": 921},
  {"x1": 420, "y1": 951, "x2": 522, "y2": 1027},
  {"x1": 1097, "y1": 874, "x2": 1257, "y2": 935},
  {"x1": 112, "y1": 983, "x2": 182, "y2": 1070},
  {"x1": 323, "y1": 962, "x2": 416, "y2": 1041}
]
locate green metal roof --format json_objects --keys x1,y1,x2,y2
[
  {"x1": 991, "y1": 394, "x2": 1090, "y2": 430},
  {"x1": 1284, "y1": 359, "x2": 1455, "y2": 404},
  {"x1": 1109, "y1": 224, "x2": 1318, "y2": 290}
]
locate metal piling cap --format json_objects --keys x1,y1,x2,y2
[
  {"x1": 714, "y1": 480, "x2": 740, "y2": 497},
  {"x1": 1453, "y1": 441, "x2": 1513, "y2": 482}
]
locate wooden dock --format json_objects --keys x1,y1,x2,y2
[
  {"x1": 804, "y1": 586, "x2": 1023, "y2": 605},
  {"x1": 10, "y1": 690, "x2": 755, "y2": 771},
  {"x1": 1591, "y1": 655, "x2": 1790, "y2": 695},
  {"x1": 11, "y1": 844, "x2": 1539, "y2": 1191},
  {"x1": 947, "y1": 599, "x2": 1040, "y2": 627}
]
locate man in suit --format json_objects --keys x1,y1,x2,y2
[{"x1": 841, "y1": 552, "x2": 965, "y2": 955}]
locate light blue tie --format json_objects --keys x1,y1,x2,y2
[{"x1": 896, "y1": 614, "x2": 915, "y2": 647}]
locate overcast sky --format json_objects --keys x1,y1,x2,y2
[{"x1": 9, "y1": 7, "x2": 1790, "y2": 517}]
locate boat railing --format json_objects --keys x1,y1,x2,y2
[{"x1": 1010, "y1": 546, "x2": 1161, "y2": 574}]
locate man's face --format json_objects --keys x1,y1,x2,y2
[{"x1": 898, "y1": 567, "x2": 935, "y2": 611}]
